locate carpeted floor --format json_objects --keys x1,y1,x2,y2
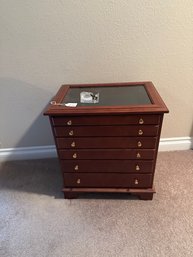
[{"x1": 0, "y1": 150, "x2": 193, "y2": 257}]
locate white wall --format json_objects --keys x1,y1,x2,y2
[{"x1": 0, "y1": 0, "x2": 193, "y2": 148}]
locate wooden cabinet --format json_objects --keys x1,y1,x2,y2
[{"x1": 44, "y1": 82, "x2": 168, "y2": 200}]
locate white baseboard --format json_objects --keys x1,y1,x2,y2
[
  {"x1": 0, "y1": 145, "x2": 57, "y2": 162},
  {"x1": 0, "y1": 137, "x2": 192, "y2": 162},
  {"x1": 159, "y1": 137, "x2": 193, "y2": 151}
]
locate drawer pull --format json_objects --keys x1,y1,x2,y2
[
  {"x1": 135, "y1": 165, "x2": 140, "y2": 171},
  {"x1": 67, "y1": 120, "x2": 72, "y2": 126},
  {"x1": 139, "y1": 118, "x2": 144, "y2": 124},
  {"x1": 136, "y1": 153, "x2": 141, "y2": 158},
  {"x1": 134, "y1": 179, "x2": 139, "y2": 185},
  {"x1": 74, "y1": 165, "x2": 79, "y2": 171},
  {"x1": 73, "y1": 153, "x2": 77, "y2": 159},
  {"x1": 77, "y1": 179, "x2": 81, "y2": 184},
  {"x1": 138, "y1": 129, "x2": 143, "y2": 135},
  {"x1": 71, "y1": 142, "x2": 76, "y2": 147},
  {"x1": 69, "y1": 130, "x2": 74, "y2": 136},
  {"x1": 137, "y1": 141, "x2": 142, "y2": 148}
]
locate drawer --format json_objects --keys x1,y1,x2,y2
[
  {"x1": 61, "y1": 160, "x2": 154, "y2": 173},
  {"x1": 54, "y1": 125, "x2": 159, "y2": 137},
  {"x1": 63, "y1": 173, "x2": 152, "y2": 188},
  {"x1": 52, "y1": 114, "x2": 160, "y2": 126},
  {"x1": 56, "y1": 137, "x2": 157, "y2": 149},
  {"x1": 58, "y1": 149, "x2": 156, "y2": 160}
]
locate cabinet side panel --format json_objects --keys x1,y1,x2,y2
[{"x1": 150, "y1": 114, "x2": 164, "y2": 186}]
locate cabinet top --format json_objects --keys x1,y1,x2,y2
[{"x1": 44, "y1": 81, "x2": 169, "y2": 115}]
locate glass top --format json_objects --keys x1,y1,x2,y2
[{"x1": 62, "y1": 85, "x2": 152, "y2": 107}]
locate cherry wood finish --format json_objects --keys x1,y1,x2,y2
[
  {"x1": 58, "y1": 149, "x2": 156, "y2": 160},
  {"x1": 54, "y1": 125, "x2": 159, "y2": 137},
  {"x1": 44, "y1": 82, "x2": 168, "y2": 200},
  {"x1": 60, "y1": 160, "x2": 153, "y2": 173},
  {"x1": 45, "y1": 82, "x2": 168, "y2": 115},
  {"x1": 62, "y1": 188, "x2": 155, "y2": 200},
  {"x1": 56, "y1": 137, "x2": 157, "y2": 149},
  {"x1": 63, "y1": 173, "x2": 152, "y2": 188},
  {"x1": 52, "y1": 114, "x2": 160, "y2": 126}
]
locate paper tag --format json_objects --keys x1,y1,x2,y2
[{"x1": 64, "y1": 103, "x2": 77, "y2": 107}]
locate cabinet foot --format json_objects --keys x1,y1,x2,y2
[
  {"x1": 64, "y1": 192, "x2": 79, "y2": 199},
  {"x1": 136, "y1": 192, "x2": 154, "y2": 200}
]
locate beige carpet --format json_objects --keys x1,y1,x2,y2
[{"x1": 0, "y1": 150, "x2": 193, "y2": 257}]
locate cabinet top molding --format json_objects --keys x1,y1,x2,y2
[{"x1": 44, "y1": 81, "x2": 169, "y2": 116}]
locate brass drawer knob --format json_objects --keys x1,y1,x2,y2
[
  {"x1": 71, "y1": 142, "x2": 76, "y2": 147},
  {"x1": 77, "y1": 178, "x2": 81, "y2": 184},
  {"x1": 136, "y1": 165, "x2": 140, "y2": 171},
  {"x1": 138, "y1": 129, "x2": 143, "y2": 135},
  {"x1": 73, "y1": 153, "x2": 77, "y2": 159},
  {"x1": 136, "y1": 153, "x2": 141, "y2": 158},
  {"x1": 74, "y1": 165, "x2": 79, "y2": 171},
  {"x1": 139, "y1": 118, "x2": 144, "y2": 124},
  {"x1": 137, "y1": 141, "x2": 142, "y2": 148},
  {"x1": 69, "y1": 130, "x2": 74, "y2": 136},
  {"x1": 134, "y1": 179, "x2": 139, "y2": 185},
  {"x1": 67, "y1": 120, "x2": 72, "y2": 125}
]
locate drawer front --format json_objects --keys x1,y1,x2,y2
[
  {"x1": 61, "y1": 160, "x2": 154, "y2": 173},
  {"x1": 63, "y1": 173, "x2": 152, "y2": 188},
  {"x1": 58, "y1": 149, "x2": 155, "y2": 160},
  {"x1": 52, "y1": 115, "x2": 160, "y2": 126},
  {"x1": 56, "y1": 137, "x2": 157, "y2": 149},
  {"x1": 54, "y1": 125, "x2": 159, "y2": 137}
]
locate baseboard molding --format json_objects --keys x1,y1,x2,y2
[
  {"x1": 0, "y1": 145, "x2": 57, "y2": 162},
  {"x1": 0, "y1": 137, "x2": 192, "y2": 161},
  {"x1": 159, "y1": 137, "x2": 193, "y2": 151}
]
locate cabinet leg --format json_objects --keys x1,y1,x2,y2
[
  {"x1": 137, "y1": 192, "x2": 154, "y2": 200},
  {"x1": 64, "y1": 192, "x2": 79, "y2": 199}
]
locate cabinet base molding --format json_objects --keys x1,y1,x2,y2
[{"x1": 62, "y1": 187, "x2": 156, "y2": 200}]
